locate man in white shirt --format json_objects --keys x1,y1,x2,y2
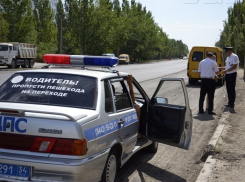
[
  {"x1": 220, "y1": 47, "x2": 239, "y2": 108},
  {"x1": 198, "y1": 52, "x2": 219, "y2": 115},
  {"x1": 205, "y1": 54, "x2": 217, "y2": 110}
]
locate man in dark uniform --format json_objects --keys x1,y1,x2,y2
[
  {"x1": 198, "y1": 52, "x2": 219, "y2": 115},
  {"x1": 219, "y1": 47, "x2": 239, "y2": 108}
]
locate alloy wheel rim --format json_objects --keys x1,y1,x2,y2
[{"x1": 106, "y1": 154, "x2": 117, "y2": 182}]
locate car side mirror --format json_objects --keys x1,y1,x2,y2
[{"x1": 154, "y1": 97, "x2": 168, "y2": 104}]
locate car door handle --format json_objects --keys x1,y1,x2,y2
[
  {"x1": 185, "y1": 121, "x2": 189, "y2": 129},
  {"x1": 118, "y1": 118, "x2": 125, "y2": 125}
]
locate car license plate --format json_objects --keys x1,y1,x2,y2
[
  {"x1": 192, "y1": 70, "x2": 198, "y2": 72},
  {"x1": 0, "y1": 163, "x2": 30, "y2": 178}
]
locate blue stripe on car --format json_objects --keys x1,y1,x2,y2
[{"x1": 84, "y1": 112, "x2": 138, "y2": 141}]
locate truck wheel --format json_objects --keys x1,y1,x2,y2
[
  {"x1": 22, "y1": 60, "x2": 29, "y2": 68},
  {"x1": 9, "y1": 59, "x2": 16, "y2": 69},
  {"x1": 101, "y1": 150, "x2": 118, "y2": 182},
  {"x1": 145, "y1": 141, "x2": 158, "y2": 153},
  {"x1": 28, "y1": 59, "x2": 34, "y2": 68}
]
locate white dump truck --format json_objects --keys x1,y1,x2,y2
[{"x1": 0, "y1": 42, "x2": 37, "y2": 69}]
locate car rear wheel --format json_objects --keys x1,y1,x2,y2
[{"x1": 101, "y1": 150, "x2": 118, "y2": 182}]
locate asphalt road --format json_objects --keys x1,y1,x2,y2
[
  {"x1": 0, "y1": 59, "x2": 227, "y2": 182},
  {"x1": 0, "y1": 59, "x2": 187, "y2": 84}
]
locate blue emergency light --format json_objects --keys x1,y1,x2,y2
[{"x1": 43, "y1": 54, "x2": 119, "y2": 67}]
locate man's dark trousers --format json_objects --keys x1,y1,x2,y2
[
  {"x1": 225, "y1": 72, "x2": 237, "y2": 106},
  {"x1": 199, "y1": 78, "x2": 216, "y2": 113}
]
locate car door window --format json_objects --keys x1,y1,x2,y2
[
  {"x1": 192, "y1": 51, "x2": 203, "y2": 61},
  {"x1": 110, "y1": 80, "x2": 132, "y2": 112},
  {"x1": 154, "y1": 80, "x2": 186, "y2": 107},
  {"x1": 104, "y1": 80, "x2": 113, "y2": 113}
]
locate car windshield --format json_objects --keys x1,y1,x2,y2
[
  {"x1": 0, "y1": 45, "x2": 8, "y2": 51},
  {"x1": 103, "y1": 54, "x2": 114, "y2": 57},
  {"x1": 0, "y1": 73, "x2": 97, "y2": 109},
  {"x1": 119, "y1": 56, "x2": 126, "y2": 59}
]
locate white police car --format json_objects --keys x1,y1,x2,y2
[{"x1": 0, "y1": 54, "x2": 192, "y2": 182}]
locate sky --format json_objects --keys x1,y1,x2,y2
[{"x1": 132, "y1": 0, "x2": 236, "y2": 51}]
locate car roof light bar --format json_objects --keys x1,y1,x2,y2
[{"x1": 43, "y1": 54, "x2": 119, "y2": 67}]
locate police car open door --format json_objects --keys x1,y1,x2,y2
[{"x1": 148, "y1": 78, "x2": 192, "y2": 150}]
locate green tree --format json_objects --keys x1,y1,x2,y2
[
  {"x1": 33, "y1": 0, "x2": 58, "y2": 60},
  {"x1": 0, "y1": 13, "x2": 9, "y2": 42},
  {"x1": 0, "y1": 0, "x2": 35, "y2": 42},
  {"x1": 56, "y1": 0, "x2": 65, "y2": 53},
  {"x1": 216, "y1": 0, "x2": 245, "y2": 66}
]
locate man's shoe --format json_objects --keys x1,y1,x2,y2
[
  {"x1": 208, "y1": 111, "x2": 216, "y2": 115},
  {"x1": 225, "y1": 104, "x2": 234, "y2": 108}
]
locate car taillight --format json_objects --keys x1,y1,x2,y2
[
  {"x1": 51, "y1": 139, "x2": 87, "y2": 155},
  {"x1": 30, "y1": 137, "x2": 87, "y2": 155},
  {"x1": 0, "y1": 109, "x2": 19, "y2": 114},
  {"x1": 30, "y1": 137, "x2": 57, "y2": 152},
  {"x1": 0, "y1": 132, "x2": 87, "y2": 156}
]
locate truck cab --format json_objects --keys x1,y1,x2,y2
[{"x1": 0, "y1": 43, "x2": 17, "y2": 67}]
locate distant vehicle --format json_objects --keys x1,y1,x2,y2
[
  {"x1": 183, "y1": 57, "x2": 187, "y2": 60},
  {"x1": 187, "y1": 46, "x2": 225, "y2": 86},
  {"x1": 0, "y1": 42, "x2": 36, "y2": 69},
  {"x1": 102, "y1": 53, "x2": 115, "y2": 57},
  {"x1": 119, "y1": 54, "x2": 130, "y2": 64}
]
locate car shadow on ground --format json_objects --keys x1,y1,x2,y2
[{"x1": 116, "y1": 149, "x2": 186, "y2": 182}]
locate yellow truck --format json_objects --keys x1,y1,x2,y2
[
  {"x1": 187, "y1": 46, "x2": 225, "y2": 86},
  {"x1": 119, "y1": 54, "x2": 130, "y2": 64}
]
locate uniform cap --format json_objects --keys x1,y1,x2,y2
[
  {"x1": 206, "y1": 52, "x2": 214, "y2": 56},
  {"x1": 224, "y1": 47, "x2": 233, "y2": 52}
]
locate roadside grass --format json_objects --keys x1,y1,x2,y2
[
  {"x1": 214, "y1": 146, "x2": 222, "y2": 154},
  {"x1": 214, "y1": 142, "x2": 223, "y2": 154}
]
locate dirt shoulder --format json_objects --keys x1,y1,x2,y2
[{"x1": 209, "y1": 69, "x2": 245, "y2": 181}]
